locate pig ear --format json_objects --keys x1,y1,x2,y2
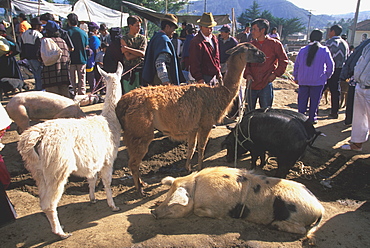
[
  {"x1": 168, "y1": 187, "x2": 189, "y2": 206},
  {"x1": 161, "y1": 176, "x2": 175, "y2": 186}
]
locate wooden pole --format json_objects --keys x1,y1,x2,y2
[{"x1": 350, "y1": 0, "x2": 361, "y2": 46}]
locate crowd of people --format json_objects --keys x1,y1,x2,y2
[
  {"x1": 1, "y1": 10, "x2": 370, "y2": 228},
  {"x1": 0, "y1": 11, "x2": 369, "y2": 145}
]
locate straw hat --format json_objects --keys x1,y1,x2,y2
[
  {"x1": 161, "y1": 14, "x2": 178, "y2": 28},
  {"x1": 0, "y1": 104, "x2": 11, "y2": 130},
  {"x1": 197, "y1": 12, "x2": 217, "y2": 28}
]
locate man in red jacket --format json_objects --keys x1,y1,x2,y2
[
  {"x1": 189, "y1": 12, "x2": 221, "y2": 85},
  {"x1": 244, "y1": 19, "x2": 288, "y2": 109}
]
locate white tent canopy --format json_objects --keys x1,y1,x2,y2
[{"x1": 9, "y1": 0, "x2": 128, "y2": 27}]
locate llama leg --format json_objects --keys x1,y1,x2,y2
[
  {"x1": 185, "y1": 131, "x2": 198, "y2": 172},
  {"x1": 195, "y1": 127, "x2": 212, "y2": 171},
  {"x1": 126, "y1": 136, "x2": 152, "y2": 196},
  {"x1": 87, "y1": 174, "x2": 98, "y2": 203},
  {"x1": 38, "y1": 174, "x2": 71, "y2": 239},
  {"x1": 100, "y1": 164, "x2": 120, "y2": 211}
]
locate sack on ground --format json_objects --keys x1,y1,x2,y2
[{"x1": 40, "y1": 38, "x2": 62, "y2": 66}]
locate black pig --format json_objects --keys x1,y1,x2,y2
[{"x1": 222, "y1": 108, "x2": 321, "y2": 178}]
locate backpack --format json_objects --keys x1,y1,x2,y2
[{"x1": 40, "y1": 38, "x2": 62, "y2": 66}]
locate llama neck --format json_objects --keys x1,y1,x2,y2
[
  {"x1": 101, "y1": 80, "x2": 122, "y2": 130},
  {"x1": 223, "y1": 55, "x2": 246, "y2": 99}
]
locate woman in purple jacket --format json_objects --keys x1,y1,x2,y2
[{"x1": 293, "y1": 30, "x2": 334, "y2": 123}]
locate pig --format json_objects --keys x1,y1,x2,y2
[
  {"x1": 6, "y1": 91, "x2": 86, "y2": 134},
  {"x1": 221, "y1": 108, "x2": 321, "y2": 178},
  {"x1": 152, "y1": 166, "x2": 324, "y2": 243}
]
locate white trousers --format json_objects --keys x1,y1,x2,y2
[{"x1": 351, "y1": 84, "x2": 370, "y2": 143}]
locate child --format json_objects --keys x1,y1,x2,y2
[{"x1": 95, "y1": 42, "x2": 108, "y2": 69}]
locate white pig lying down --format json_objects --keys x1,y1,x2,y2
[{"x1": 152, "y1": 166, "x2": 324, "y2": 242}]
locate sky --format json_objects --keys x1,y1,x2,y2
[{"x1": 288, "y1": 0, "x2": 370, "y2": 15}]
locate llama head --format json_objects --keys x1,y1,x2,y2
[
  {"x1": 97, "y1": 62, "x2": 123, "y2": 86},
  {"x1": 226, "y1": 43, "x2": 266, "y2": 64}
]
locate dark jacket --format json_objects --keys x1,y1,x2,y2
[
  {"x1": 218, "y1": 36, "x2": 238, "y2": 64},
  {"x1": 142, "y1": 31, "x2": 185, "y2": 85},
  {"x1": 339, "y1": 39, "x2": 370, "y2": 81},
  {"x1": 20, "y1": 29, "x2": 42, "y2": 60},
  {"x1": 189, "y1": 32, "x2": 220, "y2": 81}
]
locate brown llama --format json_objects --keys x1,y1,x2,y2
[{"x1": 115, "y1": 43, "x2": 266, "y2": 195}]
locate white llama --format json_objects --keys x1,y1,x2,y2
[{"x1": 17, "y1": 63, "x2": 123, "y2": 239}]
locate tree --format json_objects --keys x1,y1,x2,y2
[
  {"x1": 237, "y1": 0, "x2": 261, "y2": 30},
  {"x1": 237, "y1": 0, "x2": 305, "y2": 42}
]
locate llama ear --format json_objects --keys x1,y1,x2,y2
[
  {"x1": 97, "y1": 64, "x2": 108, "y2": 79},
  {"x1": 116, "y1": 62, "x2": 124, "y2": 77}
]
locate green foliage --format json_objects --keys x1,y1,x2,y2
[
  {"x1": 237, "y1": 0, "x2": 304, "y2": 41},
  {"x1": 237, "y1": 1, "x2": 261, "y2": 30}
]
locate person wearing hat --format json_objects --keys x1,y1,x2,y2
[
  {"x1": 142, "y1": 13, "x2": 185, "y2": 86},
  {"x1": 244, "y1": 18, "x2": 288, "y2": 110},
  {"x1": 0, "y1": 24, "x2": 23, "y2": 82},
  {"x1": 236, "y1": 22, "x2": 252, "y2": 43},
  {"x1": 20, "y1": 17, "x2": 43, "y2": 90},
  {"x1": 121, "y1": 15, "x2": 147, "y2": 93},
  {"x1": 181, "y1": 23, "x2": 196, "y2": 71},
  {"x1": 189, "y1": 12, "x2": 221, "y2": 85},
  {"x1": 0, "y1": 103, "x2": 17, "y2": 227},
  {"x1": 40, "y1": 20, "x2": 71, "y2": 97},
  {"x1": 218, "y1": 24, "x2": 238, "y2": 75},
  {"x1": 40, "y1": 13, "x2": 74, "y2": 52},
  {"x1": 86, "y1": 22, "x2": 101, "y2": 92},
  {"x1": 67, "y1": 13, "x2": 88, "y2": 95}
]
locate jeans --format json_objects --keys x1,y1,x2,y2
[
  {"x1": 28, "y1": 59, "x2": 43, "y2": 91},
  {"x1": 249, "y1": 82, "x2": 273, "y2": 110}
]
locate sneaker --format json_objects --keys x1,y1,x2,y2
[
  {"x1": 328, "y1": 113, "x2": 338, "y2": 119},
  {"x1": 341, "y1": 143, "x2": 362, "y2": 151}
]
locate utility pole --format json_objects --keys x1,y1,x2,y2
[
  {"x1": 307, "y1": 10, "x2": 312, "y2": 41},
  {"x1": 350, "y1": 0, "x2": 361, "y2": 46},
  {"x1": 204, "y1": 0, "x2": 207, "y2": 12}
]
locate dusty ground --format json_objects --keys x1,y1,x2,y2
[{"x1": 0, "y1": 79, "x2": 369, "y2": 248}]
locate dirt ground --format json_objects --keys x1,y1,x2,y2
[{"x1": 0, "y1": 79, "x2": 369, "y2": 248}]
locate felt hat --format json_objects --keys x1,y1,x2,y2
[
  {"x1": 161, "y1": 14, "x2": 178, "y2": 28},
  {"x1": 0, "y1": 104, "x2": 11, "y2": 130},
  {"x1": 219, "y1": 24, "x2": 231, "y2": 32},
  {"x1": 30, "y1": 17, "x2": 42, "y2": 25},
  {"x1": 44, "y1": 20, "x2": 60, "y2": 33},
  {"x1": 197, "y1": 12, "x2": 217, "y2": 27}
]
